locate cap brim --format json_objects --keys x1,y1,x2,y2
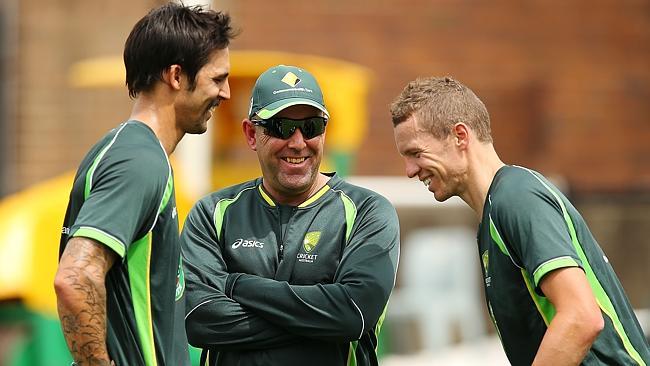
[{"x1": 255, "y1": 98, "x2": 329, "y2": 119}]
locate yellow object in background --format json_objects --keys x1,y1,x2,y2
[
  {"x1": 0, "y1": 165, "x2": 193, "y2": 315},
  {"x1": 0, "y1": 173, "x2": 72, "y2": 316}
]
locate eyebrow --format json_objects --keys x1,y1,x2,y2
[
  {"x1": 401, "y1": 147, "x2": 420, "y2": 157},
  {"x1": 212, "y1": 71, "x2": 229, "y2": 80}
]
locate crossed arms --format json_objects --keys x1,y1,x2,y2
[{"x1": 182, "y1": 197, "x2": 400, "y2": 350}]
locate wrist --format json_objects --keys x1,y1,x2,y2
[{"x1": 225, "y1": 273, "x2": 243, "y2": 298}]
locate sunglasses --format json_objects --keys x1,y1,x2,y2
[{"x1": 251, "y1": 116, "x2": 328, "y2": 140}]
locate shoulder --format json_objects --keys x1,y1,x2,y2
[
  {"x1": 489, "y1": 166, "x2": 563, "y2": 220},
  {"x1": 330, "y1": 178, "x2": 397, "y2": 219},
  {"x1": 86, "y1": 123, "x2": 169, "y2": 199},
  {"x1": 100, "y1": 122, "x2": 169, "y2": 176},
  {"x1": 491, "y1": 166, "x2": 539, "y2": 194},
  {"x1": 190, "y1": 179, "x2": 259, "y2": 214}
]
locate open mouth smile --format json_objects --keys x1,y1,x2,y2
[{"x1": 283, "y1": 157, "x2": 306, "y2": 164}]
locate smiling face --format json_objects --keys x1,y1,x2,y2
[
  {"x1": 393, "y1": 114, "x2": 467, "y2": 202},
  {"x1": 175, "y1": 47, "x2": 231, "y2": 134},
  {"x1": 243, "y1": 104, "x2": 325, "y2": 204}
]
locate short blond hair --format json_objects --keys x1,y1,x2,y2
[{"x1": 390, "y1": 76, "x2": 492, "y2": 143}]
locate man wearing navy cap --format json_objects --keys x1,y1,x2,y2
[{"x1": 182, "y1": 65, "x2": 400, "y2": 366}]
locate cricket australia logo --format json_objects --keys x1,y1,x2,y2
[
  {"x1": 297, "y1": 231, "x2": 321, "y2": 263},
  {"x1": 482, "y1": 250, "x2": 491, "y2": 287},
  {"x1": 303, "y1": 231, "x2": 321, "y2": 252}
]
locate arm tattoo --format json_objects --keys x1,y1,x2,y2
[{"x1": 56, "y1": 237, "x2": 117, "y2": 365}]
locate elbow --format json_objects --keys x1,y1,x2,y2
[
  {"x1": 185, "y1": 328, "x2": 203, "y2": 347},
  {"x1": 339, "y1": 320, "x2": 363, "y2": 342},
  {"x1": 54, "y1": 265, "x2": 104, "y2": 306},
  {"x1": 571, "y1": 307, "x2": 604, "y2": 345},
  {"x1": 336, "y1": 310, "x2": 368, "y2": 342},
  {"x1": 185, "y1": 331, "x2": 202, "y2": 348},
  {"x1": 184, "y1": 313, "x2": 207, "y2": 347},
  {"x1": 310, "y1": 313, "x2": 363, "y2": 342},
  {"x1": 585, "y1": 311, "x2": 604, "y2": 342},
  {"x1": 53, "y1": 267, "x2": 75, "y2": 303}
]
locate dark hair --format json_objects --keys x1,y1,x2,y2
[
  {"x1": 124, "y1": 2, "x2": 236, "y2": 98},
  {"x1": 390, "y1": 76, "x2": 493, "y2": 143}
]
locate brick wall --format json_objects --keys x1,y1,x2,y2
[
  {"x1": 14, "y1": 0, "x2": 161, "y2": 190},
  {"x1": 229, "y1": 0, "x2": 650, "y2": 195},
  {"x1": 11, "y1": 0, "x2": 650, "y2": 194}
]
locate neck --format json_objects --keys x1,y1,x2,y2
[
  {"x1": 459, "y1": 142, "x2": 505, "y2": 219},
  {"x1": 129, "y1": 93, "x2": 183, "y2": 156},
  {"x1": 265, "y1": 173, "x2": 329, "y2": 206}
]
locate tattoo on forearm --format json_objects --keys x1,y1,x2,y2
[{"x1": 56, "y1": 237, "x2": 116, "y2": 365}]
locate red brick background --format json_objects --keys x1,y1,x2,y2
[
  {"x1": 229, "y1": 0, "x2": 650, "y2": 195},
  {"x1": 8, "y1": 0, "x2": 650, "y2": 195},
  {"x1": 4, "y1": 0, "x2": 649, "y2": 307}
]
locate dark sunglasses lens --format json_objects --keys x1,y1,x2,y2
[
  {"x1": 296, "y1": 117, "x2": 326, "y2": 139},
  {"x1": 279, "y1": 123, "x2": 297, "y2": 139},
  {"x1": 260, "y1": 120, "x2": 284, "y2": 139},
  {"x1": 301, "y1": 119, "x2": 318, "y2": 139},
  {"x1": 261, "y1": 117, "x2": 326, "y2": 139}
]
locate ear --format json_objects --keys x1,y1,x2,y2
[
  {"x1": 162, "y1": 64, "x2": 183, "y2": 91},
  {"x1": 242, "y1": 119, "x2": 258, "y2": 151},
  {"x1": 452, "y1": 122, "x2": 470, "y2": 149}
]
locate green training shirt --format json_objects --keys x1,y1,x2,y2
[
  {"x1": 182, "y1": 173, "x2": 400, "y2": 366},
  {"x1": 478, "y1": 165, "x2": 649, "y2": 365},
  {"x1": 60, "y1": 121, "x2": 190, "y2": 366}
]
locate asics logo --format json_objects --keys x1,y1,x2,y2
[{"x1": 232, "y1": 238, "x2": 264, "y2": 249}]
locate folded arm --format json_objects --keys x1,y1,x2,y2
[
  {"x1": 182, "y1": 201, "x2": 300, "y2": 350},
  {"x1": 225, "y1": 197, "x2": 400, "y2": 341}
]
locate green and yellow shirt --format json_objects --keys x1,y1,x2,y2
[
  {"x1": 60, "y1": 121, "x2": 189, "y2": 366},
  {"x1": 182, "y1": 174, "x2": 400, "y2": 366},
  {"x1": 478, "y1": 165, "x2": 649, "y2": 365}
]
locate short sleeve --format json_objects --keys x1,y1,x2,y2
[
  {"x1": 69, "y1": 144, "x2": 168, "y2": 257},
  {"x1": 492, "y1": 177, "x2": 582, "y2": 292}
]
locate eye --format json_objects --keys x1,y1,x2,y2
[
  {"x1": 405, "y1": 149, "x2": 421, "y2": 158},
  {"x1": 212, "y1": 73, "x2": 229, "y2": 84},
  {"x1": 302, "y1": 121, "x2": 315, "y2": 138}
]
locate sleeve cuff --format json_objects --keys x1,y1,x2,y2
[
  {"x1": 533, "y1": 256, "x2": 581, "y2": 287},
  {"x1": 225, "y1": 273, "x2": 244, "y2": 298},
  {"x1": 71, "y1": 226, "x2": 126, "y2": 258}
]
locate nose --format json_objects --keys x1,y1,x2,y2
[
  {"x1": 220, "y1": 79, "x2": 231, "y2": 100},
  {"x1": 404, "y1": 157, "x2": 420, "y2": 179},
  {"x1": 287, "y1": 128, "x2": 307, "y2": 150}
]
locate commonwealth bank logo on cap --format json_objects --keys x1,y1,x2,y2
[
  {"x1": 248, "y1": 65, "x2": 329, "y2": 119},
  {"x1": 281, "y1": 71, "x2": 300, "y2": 87}
]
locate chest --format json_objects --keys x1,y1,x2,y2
[
  {"x1": 478, "y1": 221, "x2": 546, "y2": 334},
  {"x1": 478, "y1": 221, "x2": 527, "y2": 297},
  {"x1": 221, "y1": 203, "x2": 347, "y2": 285}
]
